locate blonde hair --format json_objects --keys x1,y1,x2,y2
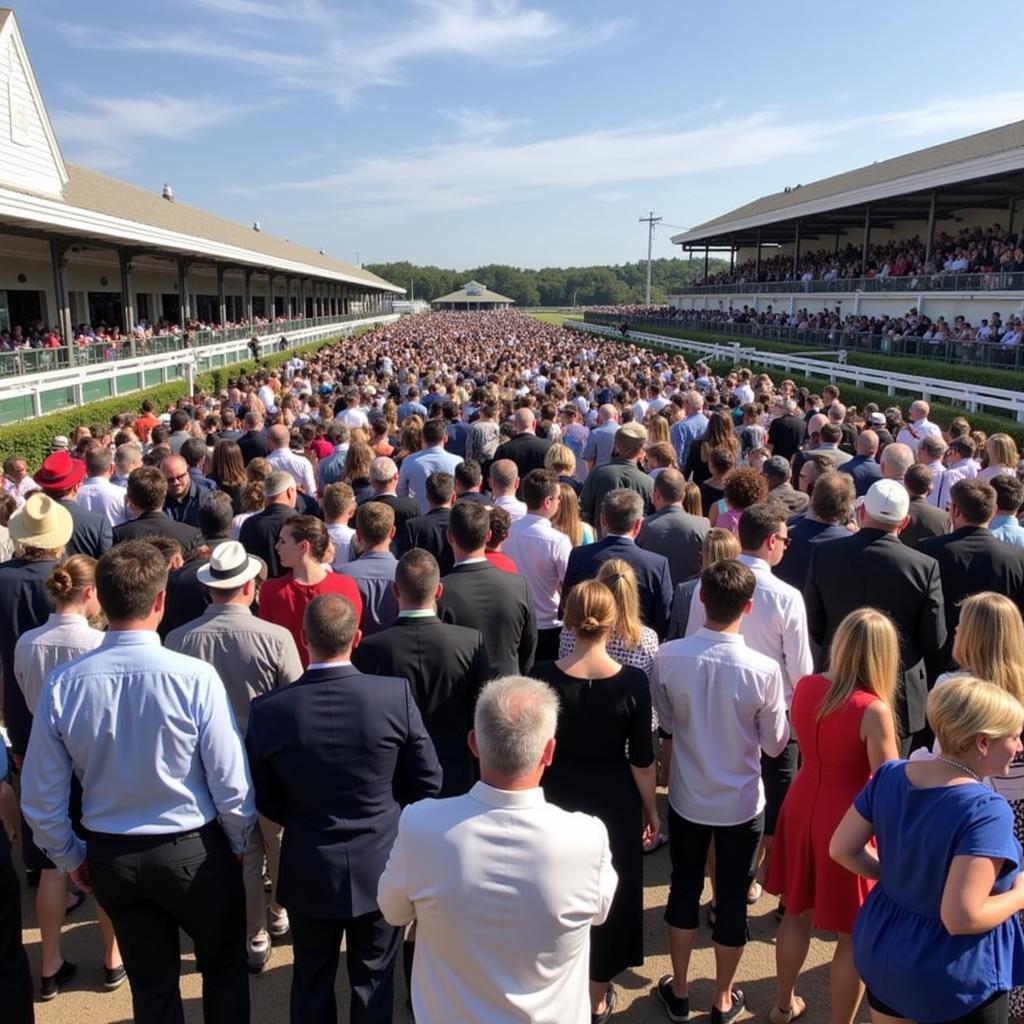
[
  {"x1": 551, "y1": 483, "x2": 584, "y2": 547},
  {"x1": 987, "y1": 432, "x2": 1020, "y2": 469},
  {"x1": 46, "y1": 554, "x2": 96, "y2": 607},
  {"x1": 702, "y1": 527, "x2": 741, "y2": 567},
  {"x1": 819, "y1": 609, "x2": 898, "y2": 720},
  {"x1": 544, "y1": 443, "x2": 577, "y2": 477},
  {"x1": 682, "y1": 482, "x2": 702, "y2": 517},
  {"x1": 563, "y1": 579, "x2": 617, "y2": 640},
  {"x1": 928, "y1": 676, "x2": 1024, "y2": 757},
  {"x1": 645, "y1": 415, "x2": 670, "y2": 448},
  {"x1": 952, "y1": 592, "x2": 1024, "y2": 705},
  {"x1": 596, "y1": 558, "x2": 643, "y2": 648}
]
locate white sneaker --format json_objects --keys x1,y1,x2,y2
[
  {"x1": 269, "y1": 909, "x2": 290, "y2": 940},
  {"x1": 247, "y1": 931, "x2": 270, "y2": 974}
]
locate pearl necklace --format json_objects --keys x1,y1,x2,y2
[{"x1": 936, "y1": 755, "x2": 982, "y2": 782}]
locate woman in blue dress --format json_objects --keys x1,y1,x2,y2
[{"x1": 831, "y1": 677, "x2": 1024, "y2": 1024}]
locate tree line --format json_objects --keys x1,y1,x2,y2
[{"x1": 363, "y1": 257, "x2": 729, "y2": 307}]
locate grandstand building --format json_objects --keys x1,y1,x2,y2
[
  {"x1": 669, "y1": 120, "x2": 1024, "y2": 323},
  {"x1": 0, "y1": 9, "x2": 400, "y2": 360}
]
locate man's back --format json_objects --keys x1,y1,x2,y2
[
  {"x1": 900, "y1": 496, "x2": 950, "y2": 548},
  {"x1": 61, "y1": 498, "x2": 112, "y2": 558},
  {"x1": 398, "y1": 449, "x2": 463, "y2": 513},
  {"x1": 636, "y1": 506, "x2": 709, "y2": 585},
  {"x1": 579, "y1": 460, "x2": 654, "y2": 526},
  {"x1": 493, "y1": 433, "x2": 550, "y2": 480},
  {"x1": 378, "y1": 783, "x2": 615, "y2": 1024},
  {"x1": 239, "y1": 504, "x2": 292, "y2": 577},
  {"x1": 838, "y1": 455, "x2": 881, "y2": 497},
  {"x1": 395, "y1": 508, "x2": 454, "y2": 574}
]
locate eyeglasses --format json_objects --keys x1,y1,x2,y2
[
  {"x1": 164, "y1": 471, "x2": 189, "y2": 483},
  {"x1": 774, "y1": 533, "x2": 792, "y2": 549}
]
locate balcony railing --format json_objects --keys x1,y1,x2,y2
[
  {"x1": 585, "y1": 313, "x2": 1024, "y2": 370},
  {"x1": 0, "y1": 311, "x2": 389, "y2": 380},
  {"x1": 677, "y1": 270, "x2": 1024, "y2": 296}
]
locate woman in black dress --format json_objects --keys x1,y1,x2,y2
[{"x1": 533, "y1": 579, "x2": 659, "y2": 1024}]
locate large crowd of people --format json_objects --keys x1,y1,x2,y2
[{"x1": 3, "y1": 308, "x2": 1024, "y2": 1024}]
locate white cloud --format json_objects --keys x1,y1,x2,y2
[
  {"x1": 58, "y1": 1, "x2": 627, "y2": 107},
  {"x1": 855, "y1": 92, "x2": 1024, "y2": 137},
  {"x1": 439, "y1": 107, "x2": 530, "y2": 139}
]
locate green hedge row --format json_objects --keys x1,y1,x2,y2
[
  {"x1": 605, "y1": 320, "x2": 1024, "y2": 392},
  {"x1": 0, "y1": 335, "x2": 347, "y2": 469}
]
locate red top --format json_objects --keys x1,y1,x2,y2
[
  {"x1": 311, "y1": 437, "x2": 334, "y2": 460},
  {"x1": 485, "y1": 551, "x2": 518, "y2": 574},
  {"x1": 258, "y1": 571, "x2": 364, "y2": 667},
  {"x1": 135, "y1": 413, "x2": 160, "y2": 443}
]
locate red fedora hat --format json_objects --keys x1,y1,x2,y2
[{"x1": 34, "y1": 450, "x2": 86, "y2": 491}]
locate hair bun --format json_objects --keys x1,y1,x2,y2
[
  {"x1": 579, "y1": 615, "x2": 603, "y2": 634},
  {"x1": 46, "y1": 567, "x2": 73, "y2": 599}
]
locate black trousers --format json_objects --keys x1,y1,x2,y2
[
  {"x1": 86, "y1": 822, "x2": 249, "y2": 1024},
  {"x1": 290, "y1": 909, "x2": 400, "y2": 1024},
  {"x1": 0, "y1": 831, "x2": 33, "y2": 1024},
  {"x1": 761, "y1": 739, "x2": 799, "y2": 837},
  {"x1": 665, "y1": 807, "x2": 764, "y2": 947}
]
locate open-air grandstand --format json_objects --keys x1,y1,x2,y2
[
  {"x1": 665, "y1": 118, "x2": 1024, "y2": 333},
  {"x1": 0, "y1": 10, "x2": 401, "y2": 394}
]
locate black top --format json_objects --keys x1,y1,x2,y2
[
  {"x1": 767, "y1": 414, "x2": 807, "y2": 461},
  {"x1": 395, "y1": 508, "x2": 454, "y2": 574},
  {"x1": 113, "y1": 509, "x2": 200, "y2": 559}
]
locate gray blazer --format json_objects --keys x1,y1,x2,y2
[{"x1": 636, "y1": 505, "x2": 710, "y2": 587}]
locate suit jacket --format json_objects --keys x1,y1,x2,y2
[
  {"x1": 245, "y1": 664, "x2": 442, "y2": 919},
  {"x1": 438, "y1": 560, "x2": 537, "y2": 678},
  {"x1": 359, "y1": 492, "x2": 421, "y2": 547},
  {"x1": 353, "y1": 616, "x2": 490, "y2": 797},
  {"x1": 561, "y1": 535, "x2": 673, "y2": 639},
  {"x1": 395, "y1": 507, "x2": 454, "y2": 574},
  {"x1": 238, "y1": 430, "x2": 269, "y2": 465},
  {"x1": 917, "y1": 526, "x2": 1024, "y2": 670},
  {"x1": 112, "y1": 509, "x2": 200, "y2": 558},
  {"x1": 578, "y1": 459, "x2": 654, "y2": 528},
  {"x1": 804, "y1": 529, "x2": 946, "y2": 735},
  {"x1": 60, "y1": 498, "x2": 112, "y2": 559},
  {"x1": 493, "y1": 432, "x2": 551, "y2": 480},
  {"x1": 636, "y1": 506, "x2": 710, "y2": 586},
  {"x1": 900, "y1": 497, "x2": 950, "y2": 549},
  {"x1": 238, "y1": 503, "x2": 294, "y2": 578},
  {"x1": 838, "y1": 454, "x2": 882, "y2": 497}
]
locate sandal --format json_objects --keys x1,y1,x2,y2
[
  {"x1": 747, "y1": 881, "x2": 763, "y2": 904},
  {"x1": 768, "y1": 994, "x2": 806, "y2": 1023},
  {"x1": 643, "y1": 832, "x2": 669, "y2": 854}
]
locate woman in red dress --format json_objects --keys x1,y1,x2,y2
[{"x1": 765, "y1": 608, "x2": 900, "y2": 1024}]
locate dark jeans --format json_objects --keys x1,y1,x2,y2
[
  {"x1": 665, "y1": 806, "x2": 764, "y2": 947},
  {"x1": 535, "y1": 627, "x2": 562, "y2": 662},
  {"x1": 762, "y1": 739, "x2": 799, "y2": 836},
  {"x1": 290, "y1": 909, "x2": 400, "y2": 1024},
  {"x1": 0, "y1": 831, "x2": 33, "y2": 1024},
  {"x1": 868, "y1": 988, "x2": 1006, "y2": 1024},
  {"x1": 86, "y1": 822, "x2": 248, "y2": 1024}
]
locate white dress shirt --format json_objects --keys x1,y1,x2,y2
[
  {"x1": 13, "y1": 612, "x2": 104, "y2": 714},
  {"x1": 896, "y1": 418, "x2": 942, "y2": 453},
  {"x1": 492, "y1": 494, "x2": 527, "y2": 522},
  {"x1": 685, "y1": 553, "x2": 813, "y2": 705},
  {"x1": 2, "y1": 474, "x2": 36, "y2": 508},
  {"x1": 378, "y1": 781, "x2": 617, "y2": 1024},
  {"x1": 77, "y1": 475, "x2": 128, "y2": 526},
  {"x1": 653, "y1": 628, "x2": 789, "y2": 825},
  {"x1": 267, "y1": 447, "x2": 317, "y2": 495},
  {"x1": 503, "y1": 513, "x2": 572, "y2": 629}
]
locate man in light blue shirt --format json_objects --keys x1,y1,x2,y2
[
  {"x1": 670, "y1": 391, "x2": 708, "y2": 468},
  {"x1": 990, "y1": 475, "x2": 1024, "y2": 548},
  {"x1": 22, "y1": 540, "x2": 254, "y2": 1023},
  {"x1": 397, "y1": 417, "x2": 463, "y2": 513}
]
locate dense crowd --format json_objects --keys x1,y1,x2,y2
[{"x1": 3, "y1": 309, "x2": 1024, "y2": 1024}]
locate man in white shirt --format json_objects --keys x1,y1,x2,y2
[
  {"x1": 266, "y1": 424, "x2": 316, "y2": 495},
  {"x1": 653, "y1": 559, "x2": 789, "y2": 1023},
  {"x1": 2, "y1": 454, "x2": 36, "y2": 508},
  {"x1": 488, "y1": 459, "x2": 527, "y2": 521},
  {"x1": 916, "y1": 434, "x2": 950, "y2": 509},
  {"x1": 896, "y1": 400, "x2": 942, "y2": 453},
  {"x1": 76, "y1": 444, "x2": 127, "y2": 526},
  {"x1": 378, "y1": 674, "x2": 617, "y2": 1024},
  {"x1": 686, "y1": 503, "x2": 812, "y2": 898},
  {"x1": 337, "y1": 388, "x2": 370, "y2": 430},
  {"x1": 503, "y1": 469, "x2": 572, "y2": 661}
]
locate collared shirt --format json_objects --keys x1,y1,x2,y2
[
  {"x1": 920, "y1": 459, "x2": 950, "y2": 508},
  {"x1": 13, "y1": 612, "x2": 104, "y2": 714},
  {"x1": 991, "y1": 514, "x2": 1024, "y2": 548},
  {"x1": 397, "y1": 447, "x2": 464, "y2": 513},
  {"x1": 397, "y1": 609, "x2": 436, "y2": 619},
  {"x1": 686, "y1": 553, "x2": 813, "y2": 705},
  {"x1": 503, "y1": 513, "x2": 572, "y2": 629},
  {"x1": 340, "y1": 551, "x2": 399, "y2": 635},
  {"x1": 653, "y1": 628, "x2": 789, "y2": 825},
  {"x1": 21, "y1": 631, "x2": 255, "y2": 871},
  {"x1": 305, "y1": 659, "x2": 352, "y2": 671},
  {"x1": 670, "y1": 412, "x2": 707, "y2": 466},
  {"x1": 164, "y1": 482, "x2": 206, "y2": 526},
  {"x1": 328, "y1": 523, "x2": 356, "y2": 568},
  {"x1": 267, "y1": 447, "x2": 317, "y2": 495},
  {"x1": 377, "y1": 780, "x2": 616, "y2": 1024},
  {"x1": 77, "y1": 475, "x2": 127, "y2": 526},
  {"x1": 318, "y1": 444, "x2": 350, "y2": 491},
  {"x1": 2, "y1": 474, "x2": 36, "y2": 508},
  {"x1": 581, "y1": 422, "x2": 619, "y2": 467},
  {"x1": 492, "y1": 494, "x2": 527, "y2": 522},
  {"x1": 896, "y1": 418, "x2": 942, "y2": 453},
  {"x1": 165, "y1": 604, "x2": 303, "y2": 732}
]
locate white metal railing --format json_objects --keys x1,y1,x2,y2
[
  {"x1": 0, "y1": 314, "x2": 398, "y2": 425},
  {"x1": 566, "y1": 320, "x2": 1024, "y2": 422}
]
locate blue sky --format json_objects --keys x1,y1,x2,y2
[{"x1": 16, "y1": 0, "x2": 1024, "y2": 269}]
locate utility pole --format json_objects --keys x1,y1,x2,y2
[
  {"x1": 354, "y1": 249, "x2": 361, "y2": 268},
  {"x1": 639, "y1": 211, "x2": 662, "y2": 305}
]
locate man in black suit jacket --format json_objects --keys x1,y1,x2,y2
[
  {"x1": 900, "y1": 464, "x2": 951, "y2": 548},
  {"x1": 395, "y1": 471, "x2": 454, "y2": 574},
  {"x1": 113, "y1": 466, "x2": 200, "y2": 557},
  {"x1": 804, "y1": 479, "x2": 946, "y2": 750},
  {"x1": 561, "y1": 488, "x2": 673, "y2": 638},
  {"x1": 238, "y1": 471, "x2": 298, "y2": 577},
  {"x1": 636, "y1": 468, "x2": 709, "y2": 585},
  {"x1": 237, "y1": 411, "x2": 269, "y2": 465},
  {"x1": 438, "y1": 501, "x2": 537, "y2": 677},
  {"x1": 359, "y1": 457, "x2": 420, "y2": 545},
  {"x1": 918, "y1": 478, "x2": 1024, "y2": 671},
  {"x1": 33, "y1": 448, "x2": 114, "y2": 558},
  {"x1": 492, "y1": 408, "x2": 550, "y2": 481},
  {"x1": 246, "y1": 594, "x2": 441, "y2": 1024},
  {"x1": 354, "y1": 547, "x2": 491, "y2": 797}
]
